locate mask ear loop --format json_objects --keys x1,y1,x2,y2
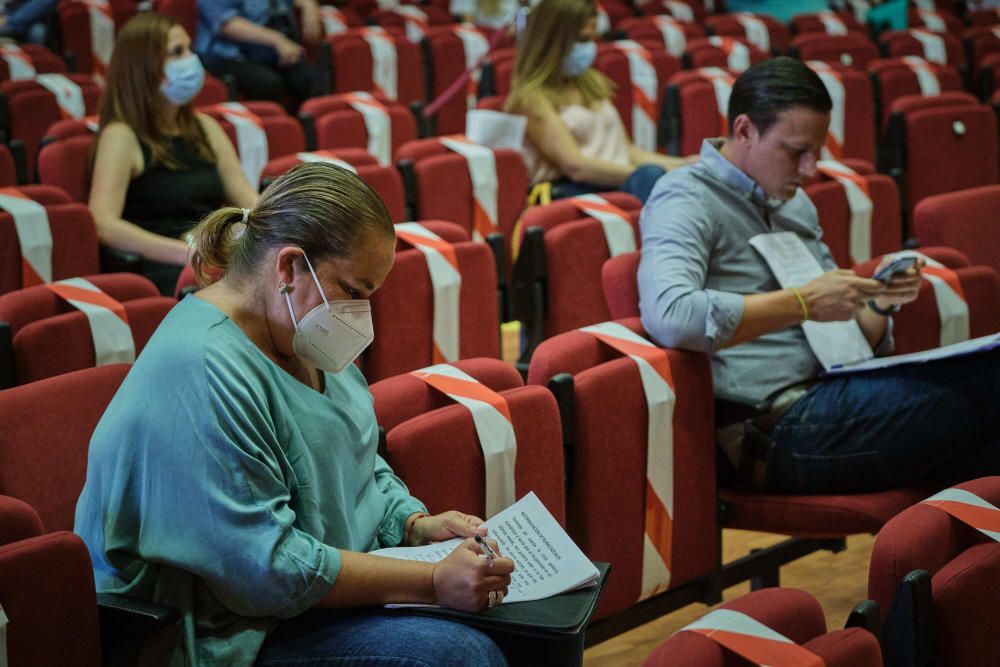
[
  {"x1": 283, "y1": 285, "x2": 299, "y2": 329},
  {"x1": 300, "y1": 250, "x2": 332, "y2": 310}
]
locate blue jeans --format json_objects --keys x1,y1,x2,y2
[
  {"x1": 551, "y1": 164, "x2": 666, "y2": 204},
  {"x1": 769, "y1": 350, "x2": 1000, "y2": 494}
]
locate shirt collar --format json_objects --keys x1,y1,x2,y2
[{"x1": 699, "y1": 138, "x2": 781, "y2": 210}]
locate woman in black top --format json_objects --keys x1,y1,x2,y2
[{"x1": 90, "y1": 12, "x2": 258, "y2": 295}]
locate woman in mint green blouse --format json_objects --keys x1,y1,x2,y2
[{"x1": 74, "y1": 163, "x2": 515, "y2": 666}]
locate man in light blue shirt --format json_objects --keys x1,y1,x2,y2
[{"x1": 638, "y1": 57, "x2": 1000, "y2": 494}]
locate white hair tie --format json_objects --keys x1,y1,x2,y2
[
  {"x1": 232, "y1": 208, "x2": 250, "y2": 240},
  {"x1": 241, "y1": 208, "x2": 250, "y2": 224}
]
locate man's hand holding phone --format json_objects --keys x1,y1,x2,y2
[{"x1": 869, "y1": 254, "x2": 925, "y2": 313}]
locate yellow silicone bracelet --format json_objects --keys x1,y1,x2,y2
[{"x1": 790, "y1": 287, "x2": 809, "y2": 323}]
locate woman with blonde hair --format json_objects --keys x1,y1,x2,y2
[
  {"x1": 89, "y1": 12, "x2": 258, "y2": 294},
  {"x1": 506, "y1": 0, "x2": 691, "y2": 202},
  {"x1": 75, "y1": 163, "x2": 517, "y2": 665}
]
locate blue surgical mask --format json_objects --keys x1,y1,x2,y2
[
  {"x1": 562, "y1": 40, "x2": 596, "y2": 77},
  {"x1": 160, "y1": 53, "x2": 205, "y2": 106}
]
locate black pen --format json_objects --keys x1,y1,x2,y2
[{"x1": 474, "y1": 534, "x2": 498, "y2": 560}]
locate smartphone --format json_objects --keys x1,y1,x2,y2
[{"x1": 872, "y1": 256, "x2": 918, "y2": 284}]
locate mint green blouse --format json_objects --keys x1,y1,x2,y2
[{"x1": 74, "y1": 296, "x2": 427, "y2": 666}]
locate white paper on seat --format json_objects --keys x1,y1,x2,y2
[
  {"x1": 808, "y1": 61, "x2": 845, "y2": 161},
  {"x1": 923, "y1": 488, "x2": 1000, "y2": 542},
  {"x1": 815, "y1": 160, "x2": 872, "y2": 264},
  {"x1": 82, "y1": 0, "x2": 114, "y2": 82},
  {"x1": 816, "y1": 11, "x2": 848, "y2": 35},
  {"x1": 216, "y1": 102, "x2": 268, "y2": 188},
  {"x1": 896, "y1": 250, "x2": 970, "y2": 346},
  {"x1": 319, "y1": 6, "x2": 348, "y2": 35},
  {"x1": 454, "y1": 25, "x2": 490, "y2": 109},
  {"x1": 393, "y1": 5, "x2": 429, "y2": 43},
  {"x1": 709, "y1": 36, "x2": 750, "y2": 72},
  {"x1": 664, "y1": 0, "x2": 694, "y2": 22},
  {"x1": 749, "y1": 231, "x2": 873, "y2": 370},
  {"x1": 917, "y1": 9, "x2": 946, "y2": 32},
  {"x1": 465, "y1": 109, "x2": 526, "y2": 150},
  {"x1": 439, "y1": 136, "x2": 499, "y2": 241},
  {"x1": 567, "y1": 194, "x2": 636, "y2": 257}
]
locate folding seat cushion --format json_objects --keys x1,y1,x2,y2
[
  {"x1": 662, "y1": 68, "x2": 738, "y2": 156},
  {"x1": 803, "y1": 168, "x2": 902, "y2": 266},
  {"x1": 363, "y1": 224, "x2": 500, "y2": 382},
  {"x1": 369, "y1": 357, "x2": 565, "y2": 522},
  {"x1": 869, "y1": 477, "x2": 1000, "y2": 666},
  {"x1": 790, "y1": 11, "x2": 866, "y2": 36},
  {"x1": 0, "y1": 44, "x2": 68, "y2": 83},
  {"x1": 684, "y1": 36, "x2": 770, "y2": 71},
  {"x1": 914, "y1": 185, "x2": 1000, "y2": 275},
  {"x1": 0, "y1": 363, "x2": 129, "y2": 532},
  {"x1": 12, "y1": 296, "x2": 174, "y2": 384},
  {"x1": 0, "y1": 202, "x2": 100, "y2": 296},
  {"x1": 705, "y1": 13, "x2": 789, "y2": 54},
  {"x1": 884, "y1": 93, "x2": 999, "y2": 217},
  {"x1": 395, "y1": 137, "x2": 528, "y2": 246},
  {"x1": 526, "y1": 317, "x2": 717, "y2": 618},
  {"x1": 0, "y1": 74, "x2": 101, "y2": 176},
  {"x1": 618, "y1": 16, "x2": 705, "y2": 59},
  {"x1": 868, "y1": 57, "x2": 964, "y2": 130},
  {"x1": 789, "y1": 32, "x2": 880, "y2": 71},
  {"x1": 880, "y1": 29, "x2": 966, "y2": 69},
  {"x1": 298, "y1": 93, "x2": 418, "y2": 164},
  {"x1": 0, "y1": 530, "x2": 101, "y2": 667},
  {"x1": 261, "y1": 149, "x2": 406, "y2": 222},
  {"x1": 423, "y1": 24, "x2": 494, "y2": 135},
  {"x1": 513, "y1": 192, "x2": 642, "y2": 340},
  {"x1": 644, "y1": 588, "x2": 882, "y2": 666},
  {"x1": 319, "y1": 28, "x2": 425, "y2": 106}
]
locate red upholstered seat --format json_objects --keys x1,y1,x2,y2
[
  {"x1": 477, "y1": 47, "x2": 516, "y2": 98},
  {"x1": 0, "y1": 364, "x2": 129, "y2": 532},
  {"x1": 199, "y1": 101, "x2": 305, "y2": 163},
  {"x1": 618, "y1": 16, "x2": 705, "y2": 57},
  {"x1": 55, "y1": 0, "x2": 128, "y2": 76},
  {"x1": 298, "y1": 93, "x2": 417, "y2": 161},
  {"x1": 684, "y1": 36, "x2": 770, "y2": 70},
  {"x1": 12, "y1": 296, "x2": 174, "y2": 384},
  {"x1": 153, "y1": 0, "x2": 197, "y2": 40},
  {"x1": 967, "y1": 8, "x2": 1000, "y2": 26},
  {"x1": 704, "y1": 13, "x2": 789, "y2": 53},
  {"x1": 363, "y1": 225, "x2": 500, "y2": 382},
  {"x1": 638, "y1": 0, "x2": 708, "y2": 23},
  {"x1": 319, "y1": 29, "x2": 425, "y2": 106},
  {"x1": 790, "y1": 32, "x2": 880, "y2": 71},
  {"x1": 868, "y1": 57, "x2": 964, "y2": 131},
  {"x1": 914, "y1": 185, "x2": 1000, "y2": 276},
  {"x1": 806, "y1": 64, "x2": 876, "y2": 164},
  {"x1": 595, "y1": 42, "x2": 681, "y2": 149},
  {"x1": 644, "y1": 588, "x2": 882, "y2": 666},
  {"x1": 790, "y1": 11, "x2": 866, "y2": 36},
  {"x1": 261, "y1": 149, "x2": 406, "y2": 222},
  {"x1": 907, "y1": 7, "x2": 963, "y2": 35},
  {"x1": 37, "y1": 132, "x2": 94, "y2": 202},
  {"x1": 526, "y1": 318, "x2": 717, "y2": 618},
  {"x1": 870, "y1": 477, "x2": 1000, "y2": 666},
  {"x1": 0, "y1": 44, "x2": 68, "y2": 83},
  {"x1": 602, "y1": 250, "x2": 640, "y2": 321},
  {"x1": 421, "y1": 25, "x2": 492, "y2": 135},
  {"x1": 976, "y1": 52, "x2": 1000, "y2": 101},
  {"x1": 0, "y1": 203, "x2": 100, "y2": 296},
  {"x1": 369, "y1": 357, "x2": 565, "y2": 523},
  {"x1": 662, "y1": 68, "x2": 739, "y2": 156},
  {"x1": 395, "y1": 137, "x2": 528, "y2": 249},
  {"x1": 880, "y1": 29, "x2": 966, "y2": 69},
  {"x1": 0, "y1": 144, "x2": 16, "y2": 186},
  {"x1": 193, "y1": 73, "x2": 231, "y2": 106},
  {"x1": 0, "y1": 495, "x2": 43, "y2": 543},
  {"x1": 0, "y1": 74, "x2": 101, "y2": 177}
]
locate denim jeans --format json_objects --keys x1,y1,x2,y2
[
  {"x1": 551, "y1": 164, "x2": 667, "y2": 204},
  {"x1": 769, "y1": 349, "x2": 1000, "y2": 494}
]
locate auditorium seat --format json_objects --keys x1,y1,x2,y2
[
  {"x1": 789, "y1": 32, "x2": 880, "y2": 71},
  {"x1": 704, "y1": 13, "x2": 789, "y2": 54},
  {"x1": 879, "y1": 29, "x2": 966, "y2": 70},
  {"x1": 914, "y1": 185, "x2": 1000, "y2": 276},
  {"x1": 662, "y1": 67, "x2": 739, "y2": 156},
  {"x1": 617, "y1": 16, "x2": 705, "y2": 59},
  {"x1": 868, "y1": 57, "x2": 964, "y2": 132},
  {"x1": 317, "y1": 28, "x2": 425, "y2": 107},
  {"x1": 684, "y1": 36, "x2": 770, "y2": 71},
  {"x1": 298, "y1": 93, "x2": 418, "y2": 164}
]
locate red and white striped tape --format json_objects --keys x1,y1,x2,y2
[
  {"x1": 653, "y1": 16, "x2": 688, "y2": 57},
  {"x1": 0, "y1": 187, "x2": 51, "y2": 287},
  {"x1": 695, "y1": 67, "x2": 734, "y2": 137},
  {"x1": 214, "y1": 102, "x2": 268, "y2": 188},
  {"x1": 807, "y1": 61, "x2": 845, "y2": 161},
  {"x1": 734, "y1": 13, "x2": 770, "y2": 53},
  {"x1": 613, "y1": 40, "x2": 658, "y2": 151},
  {"x1": 816, "y1": 10, "x2": 848, "y2": 35},
  {"x1": 410, "y1": 363, "x2": 516, "y2": 517},
  {"x1": 664, "y1": 0, "x2": 694, "y2": 22},
  {"x1": 579, "y1": 322, "x2": 676, "y2": 599},
  {"x1": 0, "y1": 44, "x2": 36, "y2": 80},
  {"x1": 453, "y1": 25, "x2": 489, "y2": 110},
  {"x1": 816, "y1": 160, "x2": 872, "y2": 264},
  {"x1": 81, "y1": 0, "x2": 114, "y2": 84},
  {"x1": 395, "y1": 222, "x2": 461, "y2": 364},
  {"x1": 343, "y1": 91, "x2": 392, "y2": 166},
  {"x1": 916, "y1": 9, "x2": 947, "y2": 33},
  {"x1": 923, "y1": 487, "x2": 1000, "y2": 543},
  {"x1": 393, "y1": 5, "x2": 429, "y2": 43},
  {"x1": 295, "y1": 150, "x2": 359, "y2": 173},
  {"x1": 362, "y1": 27, "x2": 399, "y2": 101},
  {"x1": 897, "y1": 250, "x2": 969, "y2": 346},
  {"x1": 680, "y1": 608, "x2": 826, "y2": 666},
  {"x1": 439, "y1": 136, "x2": 499, "y2": 242},
  {"x1": 566, "y1": 194, "x2": 637, "y2": 257},
  {"x1": 708, "y1": 36, "x2": 751, "y2": 72},
  {"x1": 911, "y1": 28, "x2": 948, "y2": 65},
  {"x1": 35, "y1": 74, "x2": 85, "y2": 119},
  {"x1": 900, "y1": 56, "x2": 941, "y2": 95},
  {"x1": 320, "y1": 6, "x2": 349, "y2": 35},
  {"x1": 43, "y1": 277, "x2": 135, "y2": 365}
]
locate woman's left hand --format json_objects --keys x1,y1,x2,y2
[{"x1": 408, "y1": 511, "x2": 487, "y2": 546}]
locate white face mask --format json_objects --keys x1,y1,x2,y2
[{"x1": 283, "y1": 252, "x2": 374, "y2": 374}]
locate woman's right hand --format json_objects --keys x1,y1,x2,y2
[
  {"x1": 274, "y1": 35, "x2": 304, "y2": 66},
  {"x1": 431, "y1": 538, "x2": 515, "y2": 612}
]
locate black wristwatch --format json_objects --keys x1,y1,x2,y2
[{"x1": 867, "y1": 300, "x2": 901, "y2": 316}]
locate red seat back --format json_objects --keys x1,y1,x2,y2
[
  {"x1": 602, "y1": 250, "x2": 641, "y2": 320},
  {"x1": 791, "y1": 32, "x2": 880, "y2": 71},
  {"x1": 153, "y1": 0, "x2": 197, "y2": 39},
  {"x1": 704, "y1": 13, "x2": 789, "y2": 53},
  {"x1": 322, "y1": 29, "x2": 425, "y2": 106},
  {"x1": 37, "y1": 133, "x2": 93, "y2": 203},
  {"x1": 618, "y1": 17, "x2": 705, "y2": 58},
  {"x1": 663, "y1": 68, "x2": 738, "y2": 156},
  {"x1": 199, "y1": 101, "x2": 305, "y2": 161},
  {"x1": 868, "y1": 57, "x2": 964, "y2": 130},
  {"x1": 299, "y1": 93, "x2": 417, "y2": 161},
  {"x1": 790, "y1": 11, "x2": 866, "y2": 36},
  {"x1": 0, "y1": 45, "x2": 68, "y2": 83},
  {"x1": 880, "y1": 29, "x2": 966, "y2": 69},
  {"x1": 424, "y1": 25, "x2": 491, "y2": 135},
  {"x1": 685, "y1": 36, "x2": 770, "y2": 70},
  {"x1": 914, "y1": 185, "x2": 1000, "y2": 275}
]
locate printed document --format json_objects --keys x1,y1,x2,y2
[
  {"x1": 371, "y1": 492, "x2": 599, "y2": 604},
  {"x1": 825, "y1": 332, "x2": 1000, "y2": 376}
]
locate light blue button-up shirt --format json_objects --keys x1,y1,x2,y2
[{"x1": 638, "y1": 139, "x2": 891, "y2": 402}]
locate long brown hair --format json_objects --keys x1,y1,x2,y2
[
  {"x1": 189, "y1": 162, "x2": 394, "y2": 286},
  {"x1": 97, "y1": 12, "x2": 215, "y2": 170},
  {"x1": 505, "y1": 0, "x2": 613, "y2": 113}
]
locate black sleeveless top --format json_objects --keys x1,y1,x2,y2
[{"x1": 122, "y1": 135, "x2": 226, "y2": 240}]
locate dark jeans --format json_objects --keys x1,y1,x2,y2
[
  {"x1": 205, "y1": 58, "x2": 317, "y2": 110},
  {"x1": 769, "y1": 349, "x2": 1000, "y2": 494},
  {"x1": 551, "y1": 164, "x2": 666, "y2": 204},
  {"x1": 255, "y1": 608, "x2": 584, "y2": 666}
]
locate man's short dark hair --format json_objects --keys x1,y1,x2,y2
[{"x1": 727, "y1": 57, "x2": 833, "y2": 136}]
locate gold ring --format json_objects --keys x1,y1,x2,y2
[
  {"x1": 485, "y1": 553, "x2": 495, "y2": 568},
  {"x1": 495, "y1": 590, "x2": 505, "y2": 605}
]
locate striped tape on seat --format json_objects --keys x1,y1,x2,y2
[
  {"x1": 0, "y1": 187, "x2": 51, "y2": 287},
  {"x1": 816, "y1": 11, "x2": 848, "y2": 35},
  {"x1": 708, "y1": 36, "x2": 751, "y2": 72},
  {"x1": 35, "y1": 74, "x2": 85, "y2": 119},
  {"x1": 613, "y1": 40, "x2": 658, "y2": 152},
  {"x1": 81, "y1": 0, "x2": 114, "y2": 84},
  {"x1": 901, "y1": 56, "x2": 942, "y2": 95},
  {"x1": 911, "y1": 29, "x2": 948, "y2": 65},
  {"x1": 410, "y1": 363, "x2": 516, "y2": 517},
  {"x1": 393, "y1": 5, "x2": 428, "y2": 43},
  {"x1": 653, "y1": 16, "x2": 688, "y2": 57},
  {"x1": 695, "y1": 67, "x2": 734, "y2": 137},
  {"x1": 1, "y1": 603, "x2": 7, "y2": 667},
  {"x1": 680, "y1": 608, "x2": 826, "y2": 667},
  {"x1": 214, "y1": 102, "x2": 268, "y2": 188},
  {"x1": 898, "y1": 250, "x2": 969, "y2": 346},
  {"x1": 453, "y1": 25, "x2": 489, "y2": 110},
  {"x1": 320, "y1": 6, "x2": 349, "y2": 35},
  {"x1": 578, "y1": 322, "x2": 676, "y2": 599},
  {"x1": 362, "y1": 27, "x2": 398, "y2": 101},
  {"x1": 565, "y1": 194, "x2": 637, "y2": 257},
  {"x1": 438, "y1": 136, "x2": 499, "y2": 242},
  {"x1": 816, "y1": 160, "x2": 872, "y2": 264},
  {"x1": 395, "y1": 222, "x2": 461, "y2": 363},
  {"x1": 596, "y1": 2, "x2": 611, "y2": 35},
  {"x1": 0, "y1": 45, "x2": 36, "y2": 80},
  {"x1": 343, "y1": 92, "x2": 392, "y2": 166},
  {"x1": 807, "y1": 61, "x2": 845, "y2": 161},
  {"x1": 43, "y1": 277, "x2": 135, "y2": 365},
  {"x1": 734, "y1": 13, "x2": 770, "y2": 53},
  {"x1": 923, "y1": 487, "x2": 1000, "y2": 542},
  {"x1": 295, "y1": 150, "x2": 359, "y2": 173},
  {"x1": 916, "y1": 9, "x2": 947, "y2": 33},
  {"x1": 664, "y1": 0, "x2": 694, "y2": 22}
]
